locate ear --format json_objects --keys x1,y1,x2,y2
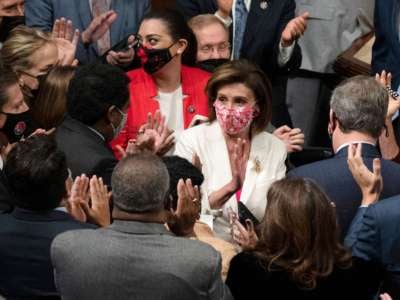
[
  {"x1": 107, "y1": 105, "x2": 118, "y2": 124},
  {"x1": 328, "y1": 109, "x2": 337, "y2": 135},
  {"x1": 176, "y1": 38, "x2": 188, "y2": 55},
  {"x1": 253, "y1": 104, "x2": 260, "y2": 117}
]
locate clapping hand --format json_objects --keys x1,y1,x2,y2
[
  {"x1": 273, "y1": 125, "x2": 304, "y2": 153},
  {"x1": 168, "y1": 178, "x2": 200, "y2": 236},
  {"x1": 375, "y1": 70, "x2": 400, "y2": 119},
  {"x1": 281, "y1": 12, "x2": 309, "y2": 47},
  {"x1": 52, "y1": 18, "x2": 80, "y2": 66},
  {"x1": 0, "y1": 0, "x2": 24, "y2": 17},
  {"x1": 229, "y1": 138, "x2": 248, "y2": 192},
  {"x1": 81, "y1": 10, "x2": 117, "y2": 45},
  {"x1": 66, "y1": 175, "x2": 111, "y2": 226},
  {"x1": 347, "y1": 143, "x2": 382, "y2": 206}
]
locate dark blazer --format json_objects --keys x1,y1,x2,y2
[
  {"x1": 0, "y1": 168, "x2": 13, "y2": 213},
  {"x1": 55, "y1": 116, "x2": 117, "y2": 187},
  {"x1": 175, "y1": 0, "x2": 302, "y2": 78},
  {"x1": 25, "y1": 0, "x2": 150, "y2": 64},
  {"x1": 371, "y1": 0, "x2": 400, "y2": 88},
  {"x1": 0, "y1": 208, "x2": 94, "y2": 299},
  {"x1": 288, "y1": 144, "x2": 400, "y2": 238},
  {"x1": 345, "y1": 196, "x2": 400, "y2": 299},
  {"x1": 51, "y1": 220, "x2": 232, "y2": 300},
  {"x1": 226, "y1": 252, "x2": 377, "y2": 300}
]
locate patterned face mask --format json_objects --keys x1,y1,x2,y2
[
  {"x1": 213, "y1": 101, "x2": 257, "y2": 135},
  {"x1": 136, "y1": 43, "x2": 175, "y2": 74}
]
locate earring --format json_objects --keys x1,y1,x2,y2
[{"x1": 19, "y1": 78, "x2": 24, "y2": 87}]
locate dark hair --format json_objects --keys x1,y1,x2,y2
[
  {"x1": 4, "y1": 135, "x2": 68, "y2": 211},
  {"x1": 253, "y1": 178, "x2": 352, "y2": 290},
  {"x1": 66, "y1": 63, "x2": 130, "y2": 126},
  {"x1": 206, "y1": 60, "x2": 272, "y2": 133},
  {"x1": 162, "y1": 156, "x2": 204, "y2": 210},
  {"x1": 111, "y1": 152, "x2": 170, "y2": 213},
  {"x1": 0, "y1": 65, "x2": 19, "y2": 110},
  {"x1": 141, "y1": 9, "x2": 197, "y2": 66},
  {"x1": 32, "y1": 66, "x2": 76, "y2": 129}
]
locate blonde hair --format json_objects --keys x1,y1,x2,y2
[{"x1": 0, "y1": 25, "x2": 55, "y2": 74}]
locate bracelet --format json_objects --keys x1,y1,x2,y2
[{"x1": 386, "y1": 86, "x2": 399, "y2": 99}]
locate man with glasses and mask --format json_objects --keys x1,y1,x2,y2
[{"x1": 56, "y1": 63, "x2": 129, "y2": 187}]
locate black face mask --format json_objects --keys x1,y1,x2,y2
[
  {"x1": 1, "y1": 111, "x2": 36, "y2": 143},
  {"x1": 197, "y1": 58, "x2": 230, "y2": 73},
  {"x1": 136, "y1": 44, "x2": 175, "y2": 74}
]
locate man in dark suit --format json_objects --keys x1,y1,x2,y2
[
  {"x1": 56, "y1": 63, "x2": 129, "y2": 187},
  {"x1": 0, "y1": 135, "x2": 94, "y2": 299},
  {"x1": 51, "y1": 153, "x2": 232, "y2": 300},
  {"x1": 25, "y1": 0, "x2": 150, "y2": 65},
  {"x1": 288, "y1": 76, "x2": 400, "y2": 238},
  {"x1": 176, "y1": 0, "x2": 307, "y2": 127},
  {"x1": 345, "y1": 195, "x2": 400, "y2": 298}
]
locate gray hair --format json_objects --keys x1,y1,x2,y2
[
  {"x1": 111, "y1": 153, "x2": 170, "y2": 213},
  {"x1": 330, "y1": 76, "x2": 388, "y2": 138}
]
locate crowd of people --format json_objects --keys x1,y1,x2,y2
[{"x1": 0, "y1": 0, "x2": 399, "y2": 299}]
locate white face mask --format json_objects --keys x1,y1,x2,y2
[{"x1": 111, "y1": 107, "x2": 127, "y2": 137}]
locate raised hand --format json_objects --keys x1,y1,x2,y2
[
  {"x1": 273, "y1": 125, "x2": 304, "y2": 153},
  {"x1": 375, "y1": 71, "x2": 400, "y2": 119},
  {"x1": 347, "y1": 143, "x2": 383, "y2": 206},
  {"x1": 231, "y1": 218, "x2": 258, "y2": 250},
  {"x1": 0, "y1": 0, "x2": 24, "y2": 17},
  {"x1": 230, "y1": 138, "x2": 248, "y2": 191},
  {"x1": 106, "y1": 35, "x2": 136, "y2": 67},
  {"x1": 216, "y1": 0, "x2": 233, "y2": 19},
  {"x1": 66, "y1": 175, "x2": 90, "y2": 223},
  {"x1": 281, "y1": 12, "x2": 309, "y2": 47},
  {"x1": 81, "y1": 10, "x2": 117, "y2": 45},
  {"x1": 52, "y1": 18, "x2": 80, "y2": 66},
  {"x1": 80, "y1": 175, "x2": 111, "y2": 227},
  {"x1": 168, "y1": 178, "x2": 200, "y2": 236}
]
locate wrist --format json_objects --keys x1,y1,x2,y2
[
  {"x1": 361, "y1": 193, "x2": 378, "y2": 206},
  {"x1": 280, "y1": 38, "x2": 294, "y2": 48},
  {"x1": 81, "y1": 32, "x2": 91, "y2": 47}
]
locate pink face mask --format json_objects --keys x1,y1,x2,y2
[{"x1": 214, "y1": 101, "x2": 256, "y2": 135}]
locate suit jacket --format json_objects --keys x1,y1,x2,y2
[
  {"x1": 25, "y1": 0, "x2": 150, "y2": 64},
  {"x1": 110, "y1": 66, "x2": 210, "y2": 158},
  {"x1": 175, "y1": 0, "x2": 302, "y2": 79},
  {"x1": 288, "y1": 144, "x2": 400, "y2": 239},
  {"x1": 0, "y1": 207, "x2": 93, "y2": 299},
  {"x1": 295, "y1": 0, "x2": 374, "y2": 73},
  {"x1": 372, "y1": 0, "x2": 400, "y2": 88},
  {"x1": 345, "y1": 196, "x2": 400, "y2": 298},
  {"x1": 51, "y1": 220, "x2": 232, "y2": 300},
  {"x1": 56, "y1": 116, "x2": 117, "y2": 187},
  {"x1": 0, "y1": 168, "x2": 13, "y2": 213},
  {"x1": 226, "y1": 252, "x2": 377, "y2": 300},
  {"x1": 175, "y1": 121, "x2": 287, "y2": 240}
]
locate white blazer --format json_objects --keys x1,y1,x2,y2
[{"x1": 175, "y1": 121, "x2": 287, "y2": 240}]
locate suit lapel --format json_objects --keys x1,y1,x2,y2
[
  {"x1": 240, "y1": 132, "x2": 268, "y2": 206},
  {"x1": 77, "y1": 0, "x2": 92, "y2": 35},
  {"x1": 242, "y1": 0, "x2": 270, "y2": 51},
  {"x1": 390, "y1": 0, "x2": 400, "y2": 57}
]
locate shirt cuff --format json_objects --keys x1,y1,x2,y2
[
  {"x1": 278, "y1": 41, "x2": 295, "y2": 67},
  {"x1": 214, "y1": 11, "x2": 232, "y2": 28}
]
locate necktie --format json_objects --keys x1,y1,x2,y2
[
  {"x1": 233, "y1": 0, "x2": 248, "y2": 59},
  {"x1": 92, "y1": 0, "x2": 111, "y2": 55}
]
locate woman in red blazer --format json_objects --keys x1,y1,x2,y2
[{"x1": 111, "y1": 10, "x2": 210, "y2": 157}]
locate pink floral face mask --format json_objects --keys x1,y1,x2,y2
[{"x1": 214, "y1": 101, "x2": 256, "y2": 135}]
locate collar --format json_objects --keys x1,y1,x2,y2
[
  {"x1": 335, "y1": 141, "x2": 376, "y2": 154},
  {"x1": 11, "y1": 207, "x2": 74, "y2": 222},
  {"x1": 87, "y1": 126, "x2": 105, "y2": 141},
  {"x1": 109, "y1": 219, "x2": 174, "y2": 236},
  {"x1": 335, "y1": 142, "x2": 380, "y2": 158}
]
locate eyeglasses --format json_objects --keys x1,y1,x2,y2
[{"x1": 199, "y1": 42, "x2": 231, "y2": 54}]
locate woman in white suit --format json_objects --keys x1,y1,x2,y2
[{"x1": 175, "y1": 60, "x2": 287, "y2": 240}]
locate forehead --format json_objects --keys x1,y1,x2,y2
[
  {"x1": 195, "y1": 23, "x2": 228, "y2": 45},
  {"x1": 138, "y1": 19, "x2": 170, "y2": 37},
  {"x1": 217, "y1": 83, "x2": 255, "y2": 98}
]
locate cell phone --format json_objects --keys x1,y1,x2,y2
[
  {"x1": 237, "y1": 202, "x2": 260, "y2": 226},
  {"x1": 99, "y1": 35, "x2": 138, "y2": 60}
]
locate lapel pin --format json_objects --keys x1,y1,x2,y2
[
  {"x1": 260, "y1": 1, "x2": 268, "y2": 10},
  {"x1": 188, "y1": 105, "x2": 195, "y2": 113},
  {"x1": 252, "y1": 157, "x2": 262, "y2": 173}
]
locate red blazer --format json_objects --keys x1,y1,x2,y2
[{"x1": 111, "y1": 66, "x2": 210, "y2": 157}]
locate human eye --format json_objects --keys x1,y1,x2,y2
[
  {"x1": 201, "y1": 45, "x2": 212, "y2": 53},
  {"x1": 148, "y1": 38, "x2": 159, "y2": 46},
  {"x1": 216, "y1": 95, "x2": 227, "y2": 102}
]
